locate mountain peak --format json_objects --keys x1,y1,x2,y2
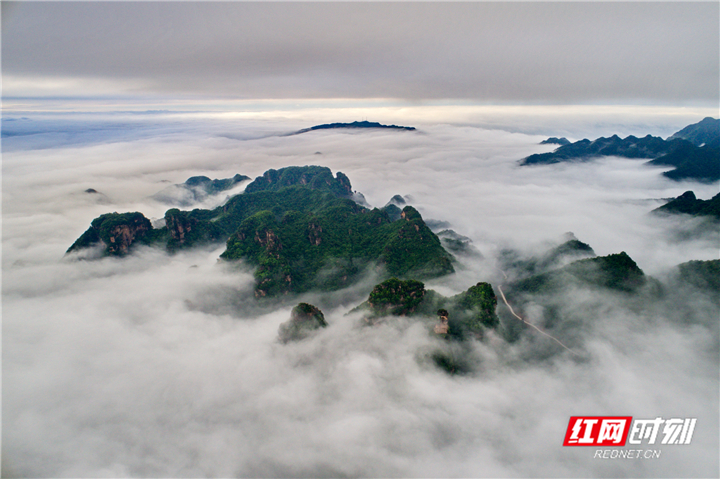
[
  {"x1": 292, "y1": 121, "x2": 416, "y2": 135},
  {"x1": 667, "y1": 117, "x2": 719, "y2": 147}
]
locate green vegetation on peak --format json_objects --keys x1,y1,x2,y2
[
  {"x1": 367, "y1": 278, "x2": 426, "y2": 316},
  {"x1": 278, "y1": 303, "x2": 327, "y2": 343},
  {"x1": 379, "y1": 206, "x2": 454, "y2": 279},
  {"x1": 381, "y1": 204, "x2": 402, "y2": 222},
  {"x1": 67, "y1": 166, "x2": 454, "y2": 297},
  {"x1": 221, "y1": 200, "x2": 454, "y2": 297},
  {"x1": 244, "y1": 166, "x2": 353, "y2": 198},
  {"x1": 354, "y1": 278, "x2": 499, "y2": 341},
  {"x1": 184, "y1": 173, "x2": 251, "y2": 193},
  {"x1": 541, "y1": 238, "x2": 595, "y2": 267},
  {"x1": 452, "y1": 282, "x2": 499, "y2": 331},
  {"x1": 565, "y1": 252, "x2": 645, "y2": 292}
]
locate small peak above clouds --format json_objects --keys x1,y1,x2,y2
[
  {"x1": 290, "y1": 121, "x2": 416, "y2": 136},
  {"x1": 151, "y1": 174, "x2": 251, "y2": 207},
  {"x1": 540, "y1": 137, "x2": 570, "y2": 146}
]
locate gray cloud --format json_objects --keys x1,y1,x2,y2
[
  {"x1": 2, "y1": 112, "x2": 718, "y2": 477},
  {"x1": 2, "y1": 2, "x2": 718, "y2": 103}
]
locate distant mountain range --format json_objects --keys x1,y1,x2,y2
[
  {"x1": 523, "y1": 118, "x2": 719, "y2": 183},
  {"x1": 291, "y1": 121, "x2": 416, "y2": 135}
]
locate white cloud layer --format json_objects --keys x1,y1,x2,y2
[{"x1": 2, "y1": 110, "x2": 718, "y2": 477}]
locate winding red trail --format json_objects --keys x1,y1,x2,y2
[{"x1": 497, "y1": 277, "x2": 578, "y2": 355}]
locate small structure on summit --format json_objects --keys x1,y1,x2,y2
[{"x1": 434, "y1": 309, "x2": 449, "y2": 335}]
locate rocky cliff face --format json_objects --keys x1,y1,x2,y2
[
  {"x1": 164, "y1": 209, "x2": 224, "y2": 251},
  {"x1": 165, "y1": 211, "x2": 195, "y2": 243},
  {"x1": 67, "y1": 212, "x2": 152, "y2": 256}
]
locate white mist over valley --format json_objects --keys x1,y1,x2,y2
[{"x1": 3, "y1": 109, "x2": 718, "y2": 477}]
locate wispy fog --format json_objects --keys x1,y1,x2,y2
[{"x1": 3, "y1": 111, "x2": 718, "y2": 477}]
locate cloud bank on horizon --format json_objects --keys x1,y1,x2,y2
[{"x1": 2, "y1": 2, "x2": 718, "y2": 105}]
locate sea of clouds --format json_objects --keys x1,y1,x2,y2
[{"x1": 2, "y1": 109, "x2": 718, "y2": 477}]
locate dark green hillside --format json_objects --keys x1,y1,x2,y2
[
  {"x1": 189, "y1": 174, "x2": 251, "y2": 194},
  {"x1": 499, "y1": 235, "x2": 596, "y2": 280},
  {"x1": 221, "y1": 201, "x2": 454, "y2": 296},
  {"x1": 646, "y1": 142, "x2": 720, "y2": 183},
  {"x1": 498, "y1": 251, "x2": 658, "y2": 349},
  {"x1": 452, "y1": 282, "x2": 499, "y2": 331},
  {"x1": 353, "y1": 278, "x2": 499, "y2": 340},
  {"x1": 510, "y1": 252, "x2": 647, "y2": 295},
  {"x1": 667, "y1": 117, "x2": 719, "y2": 147},
  {"x1": 653, "y1": 191, "x2": 720, "y2": 220},
  {"x1": 366, "y1": 278, "x2": 427, "y2": 316},
  {"x1": 674, "y1": 260, "x2": 720, "y2": 293},
  {"x1": 164, "y1": 208, "x2": 226, "y2": 251},
  {"x1": 244, "y1": 166, "x2": 353, "y2": 197}
]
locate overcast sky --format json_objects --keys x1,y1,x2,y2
[{"x1": 2, "y1": 1, "x2": 718, "y2": 105}]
